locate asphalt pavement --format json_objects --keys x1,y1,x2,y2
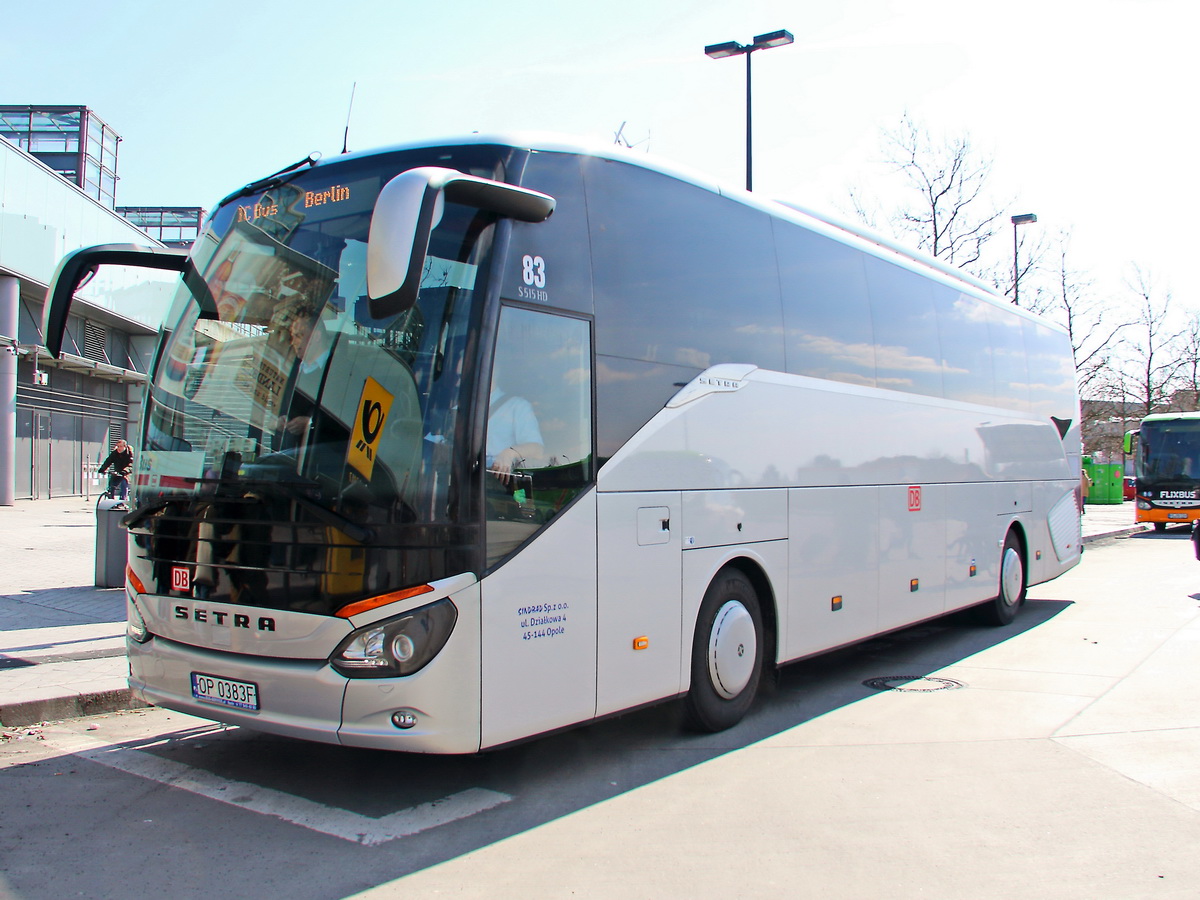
[{"x1": 0, "y1": 496, "x2": 1151, "y2": 729}]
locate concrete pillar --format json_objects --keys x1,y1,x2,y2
[
  {"x1": 126, "y1": 380, "x2": 143, "y2": 455},
  {"x1": 1, "y1": 275, "x2": 18, "y2": 506}
]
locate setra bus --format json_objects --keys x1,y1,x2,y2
[
  {"x1": 1124, "y1": 412, "x2": 1200, "y2": 530},
  {"x1": 43, "y1": 135, "x2": 1083, "y2": 753}
]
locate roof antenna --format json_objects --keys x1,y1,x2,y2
[
  {"x1": 341, "y1": 82, "x2": 357, "y2": 154},
  {"x1": 614, "y1": 122, "x2": 650, "y2": 152}
]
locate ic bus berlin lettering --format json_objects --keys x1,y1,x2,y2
[
  {"x1": 234, "y1": 185, "x2": 351, "y2": 222},
  {"x1": 236, "y1": 201, "x2": 278, "y2": 222},
  {"x1": 304, "y1": 185, "x2": 350, "y2": 207}
]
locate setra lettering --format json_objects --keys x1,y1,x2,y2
[{"x1": 172, "y1": 605, "x2": 274, "y2": 631}]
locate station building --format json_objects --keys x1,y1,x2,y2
[{"x1": 0, "y1": 105, "x2": 201, "y2": 504}]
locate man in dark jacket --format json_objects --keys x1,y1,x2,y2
[{"x1": 98, "y1": 439, "x2": 133, "y2": 502}]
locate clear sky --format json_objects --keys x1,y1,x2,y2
[{"x1": 4, "y1": 0, "x2": 1197, "y2": 313}]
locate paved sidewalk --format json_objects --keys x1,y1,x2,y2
[
  {"x1": 1, "y1": 496, "x2": 133, "y2": 726},
  {"x1": 0, "y1": 496, "x2": 1149, "y2": 728}
]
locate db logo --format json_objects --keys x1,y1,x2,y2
[
  {"x1": 172, "y1": 567, "x2": 191, "y2": 593},
  {"x1": 908, "y1": 486, "x2": 923, "y2": 512}
]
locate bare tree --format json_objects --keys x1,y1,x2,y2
[
  {"x1": 1170, "y1": 311, "x2": 1200, "y2": 411},
  {"x1": 1026, "y1": 230, "x2": 1124, "y2": 397},
  {"x1": 850, "y1": 113, "x2": 1005, "y2": 274},
  {"x1": 989, "y1": 225, "x2": 1050, "y2": 305},
  {"x1": 1099, "y1": 266, "x2": 1183, "y2": 420}
]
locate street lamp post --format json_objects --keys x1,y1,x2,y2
[
  {"x1": 1011, "y1": 213, "x2": 1037, "y2": 306},
  {"x1": 704, "y1": 29, "x2": 794, "y2": 192}
]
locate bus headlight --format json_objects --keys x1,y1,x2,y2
[
  {"x1": 1137, "y1": 499, "x2": 1152, "y2": 510},
  {"x1": 331, "y1": 598, "x2": 458, "y2": 678}
]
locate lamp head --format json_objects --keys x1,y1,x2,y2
[
  {"x1": 705, "y1": 41, "x2": 745, "y2": 59},
  {"x1": 752, "y1": 29, "x2": 794, "y2": 49}
]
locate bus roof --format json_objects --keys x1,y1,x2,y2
[{"x1": 1140, "y1": 411, "x2": 1200, "y2": 424}]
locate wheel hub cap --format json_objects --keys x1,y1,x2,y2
[
  {"x1": 1001, "y1": 547, "x2": 1023, "y2": 606},
  {"x1": 708, "y1": 600, "x2": 757, "y2": 699}
]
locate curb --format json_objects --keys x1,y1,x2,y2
[
  {"x1": 0, "y1": 688, "x2": 148, "y2": 729},
  {"x1": 1082, "y1": 524, "x2": 1150, "y2": 544}
]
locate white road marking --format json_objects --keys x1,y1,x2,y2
[{"x1": 46, "y1": 730, "x2": 511, "y2": 846}]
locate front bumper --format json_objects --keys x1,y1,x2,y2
[{"x1": 127, "y1": 581, "x2": 484, "y2": 754}]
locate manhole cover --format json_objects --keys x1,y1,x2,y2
[{"x1": 863, "y1": 675, "x2": 965, "y2": 692}]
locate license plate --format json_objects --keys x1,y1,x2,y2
[
  {"x1": 191, "y1": 672, "x2": 259, "y2": 710},
  {"x1": 1168, "y1": 513, "x2": 1188, "y2": 520}
]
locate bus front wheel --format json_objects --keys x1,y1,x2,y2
[
  {"x1": 684, "y1": 568, "x2": 763, "y2": 732},
  {"x1": 977, "y1": 531, "x2": 1026, "y2": 626}
]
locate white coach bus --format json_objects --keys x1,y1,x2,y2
[{"x1": 43, "y1": 136, "x2": 1082, "y2": 753}]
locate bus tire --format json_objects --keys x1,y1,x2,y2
[
  {"x1": 977, "y1": 530, "x2": 1026, "y2": 626},
  {"x1": 1154, "y1": 523, "x2": 1167, "y2": 532},
  {"x1": 684, "y1": 568, "x2": 763, "y2": 732}
]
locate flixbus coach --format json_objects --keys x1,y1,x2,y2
[
  {"x1": 1124, "y1": 411, "x2": 1200, "y2": 530},
  {"x1": 43, "y1": 135, "x2": 1083, "y2": 753}
]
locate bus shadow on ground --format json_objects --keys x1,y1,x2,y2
[
  {"x1": 127, "y1": 595, "x2": 1072, "y2": 886},
  {"x1": 1128, "y1": 526, "x2": 1193, "y2": 539}
]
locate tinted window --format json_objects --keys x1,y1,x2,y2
[
  {"x1": 485, "y1": 307, "x2": 593, "y2": 568},
  {"x1": 935, "y1": 287, "x2": 996, "y2": 406},
  {"x1": 864, "y1": 256, "x2": 944, "y2": 398},
  {"x1": 987, "y1": 303, "x2": 1031, "y2": 415},
  {"x1": 1023, "y1": 318, "x2": 1076, "y2": 423},
  {"x1": 775, "y1": 221, "x2": 875, "y2": 387},
  {"x1": 584, "y1": 158, "x2": 783, "y2": 371},
  {"x1": 504, "y1": 151, "x2": 594, "y2": 315},
  {"x1": 595, "y1": 355, "x2": 697, "y2": 464}
]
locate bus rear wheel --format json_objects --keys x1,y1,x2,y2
[
  {"x1": 684, "y1": 568, "x2": 764, "y2": 732},
  {"x1": 977, "y1": 531, "x2": 1026, "y2": 626}
]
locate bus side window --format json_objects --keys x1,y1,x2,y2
[
  {"x1": 863, "y1": 255, "x2": 944, "y2": 399},
  {"x1": 506, "y1": 151, "x2": 594, "y2": 315},
  {"x1": 485, "y1": 307, "x2": 593, "y2": 569}
]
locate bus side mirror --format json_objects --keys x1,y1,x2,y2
[
  {"x1": 366, "y1": 167, "x2": 555, "y2": 320},
  {"x1": 1123, "y1": 430, "x2": 1137, "y2": 454},
  {"x1": 43, "y1": 244, "x2": 188, "y2": 358}
]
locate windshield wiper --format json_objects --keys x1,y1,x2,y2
[
  {"x1": 273, "y1": 482, "x2": 375, "y2": 545},
  {"x1": 216, "y1": 152, "x2": 321, "y2": 208},
  {"x1": 121, "y1": 497, "x2": 173, "y2": 530},
  {"x1": 125, "y1": 467, "x2": 374, "y2": 545},
  {"x1": 232, "y1": 473, "x2": 374, "y2": 545}
]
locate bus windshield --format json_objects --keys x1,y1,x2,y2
[
  {"x1": 136, "y1": 152, "x2": 504, "y2": 615},
  {"x1": 1136, "y1": 418, "x2": 1200, "y2": 482}
]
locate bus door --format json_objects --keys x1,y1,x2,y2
[{"x1": 479, "y1": 307, "x2": 598, "y2": 747}]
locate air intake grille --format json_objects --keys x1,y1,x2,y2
[
  {"x1": 83, "y1": 321, "x2": 108, "y2": 363},
  {"x1": 1048, "y1": 490, "x2": 1082, "y2": 561}
]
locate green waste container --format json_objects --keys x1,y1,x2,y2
[{"x1": 1083, "y1": 461, "x2": 1123, "y2": 505}]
